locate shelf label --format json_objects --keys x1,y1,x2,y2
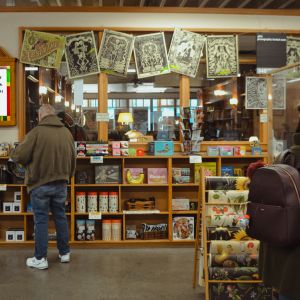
[
  {"x1": 260, "y1": 113, "x2": 268, "y2": 123},
  {"x1": 90, "y1": 156, "x2": 103, "y2": 164},
  {"x1": 89, "y1": 212, "x2": 102, "y2": 220},
  {"x1": 189, "y1": 155, "x2": 202, "y2": 164},
  {"x1": 96, "y1": 113, "x2": 109, "y2": 122},
  {"x1": 0, "y1": 184, "x2": 7, "y2": 191}
]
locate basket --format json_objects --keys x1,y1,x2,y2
[
  {"x1": 139, "y1": 223, "x2": 168, "y2": 240},
  {"x1": 125, "y1": 198, "x2": 155, "y2": 210}
]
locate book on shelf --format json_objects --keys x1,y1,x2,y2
[
  {"x1": 221, "y1": 166, "x2": 234, "y2": 176},
  {"x1": 195, "y1": 162, "x2": 217, "y2": 183},
  {"x1": 172, "y1": 216, "x2": 194, "y2": 240}
]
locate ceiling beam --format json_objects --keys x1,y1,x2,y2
[
  {"x1": 278, "y1": 0, "x2": 295, "y2": 9},
  {"x1": 139, "y1": 0, "x2": 145, "y2": 7},
  {"x1": 259, "y1": 0, "x2": 274, "y2": 9},
  {"x1": 198, "y1": 0, "x2": 209, "y2": 8},
  {"x1": 238, "y1": 0, "x2": 251, "y2": 8},
  {"x1": 120, "y1": 0, "x2": 124, "y2": 6},
  {"x1": 219, "y1": 0, "x2": 231, "y2": 8},
  {"x1": 159, "y1": 0, "x2": 167, "y2": 7},
  {"x1": 180, "y1": 0, "x2": 188, "y2": 7}
]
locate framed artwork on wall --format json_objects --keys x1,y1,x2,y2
[{"x1": 0, "y1": 54, "x2": 16, "y2": 126}]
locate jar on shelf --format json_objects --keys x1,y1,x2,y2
[
  {"x1": 109, "y1": 192, "x2": 119, "y2": 212},
  {"x1": 87, "y1": 192, "x2": 98, "y2": 212},
  {"x1": 99, "y1": 192, "x2": 109, "y2": 212},
  {"x1": 76, "y1": 192, "x2": 86, "y2": 212},
  {"x1": 102, "y1": 219, "x2": 112, "y2": 241},
  {"x1": 111, "y1": 219, "x2": 122, "y2": 241}
]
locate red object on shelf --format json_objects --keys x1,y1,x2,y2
[{"x1": 136, "y1": 148, "x2": 144, "y2": 156}]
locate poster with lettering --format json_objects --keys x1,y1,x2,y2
[
  {"x1": 287, "y1": 36, "x2": 300, "y2": 65},
  {"x1": 98, "y1": 30, "x2": 134, "y2": 77},
  {"x1": 245, "y1": 77, "x2": 268, "y2": 109},
  {"x1": 65, "y1": 31, "x2": 100, "y2": 79},
  {"x1": 168, "y1": 28, "x2": 206, "y2": 78},
  {"x1": 206, "y1": 35, "x2": 239, "y2": 78},
  {"x1": 134, "y1": 32, "x2": 170, "y2": 79},
  {"x1": 20, "y1": 30, "x2": 65, "y2": 69}
]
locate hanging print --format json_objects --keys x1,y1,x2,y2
[
  {"x1": 272, "y1": 77, "x2": 286, "y2": 109},
  {"x1": 65, "y1": 31, "x2": 99, "y2": 79},
  {"x1": 287, "y1": 36, "x2": 300, "y2": 65},
  {"x1": 206, "y1": 35, "x2": 239, "y2": 78},
  {"x1": 20, "y1": 30, "x2": 65, "y2": 69},
  {"x1": 245, "y1": 77, "x2": 268, "y2": 109},
  {"x1": 98, "y1": 30, "x2": 134, "y2": 77},
  {"x1": 134, "y1": 32, "x2": 170, "y2": 79},
  {"x1": 168, "y1": 28, "x2": 206, "y2": 78}
]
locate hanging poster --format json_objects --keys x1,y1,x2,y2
[
  {"x1": 206, "y1": 35, "x2": 239, "y2": 78},
  {"x1": 65, "y1": 31, "x2": 99, "y2": 79},
  {"x1": 168, "y1": 28, "x2": 206, "y2": 78},
  {"x1": 272, "y1": 77, "x2": 286, "y2": 109},
  {"x1": 20, "y1": 30, "x2": 65, "y2": 69},
  {"x1": 134, "y1": 32, "x2": 170, "y2": 79},
  {"x1": 287, "y1": 36, "x2": 300, "y2": 65},
  {"x1": 98, "y1": 30, "x2": 134, "y2": 77},
  {"x1": 245, "y1": 77, "x2": 268, "y2": 109}
]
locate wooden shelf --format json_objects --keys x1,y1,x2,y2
[
  {"x1": 123, "y1": 210, "x2": 169, "y2": 215},
  {"x1": 208, "y1": 280, "x2": 262, "y2": 283},
  {"x1": 24, "y1": 212, "x2": 71, "y2": 216},
  {"x1": 74, "y1": 184, "x2": 121, "y2": 187},
  {"x1": 0, "y1": 184, "x2": 26, "y2": 187},
  {"x1": 75, "y1": 212, "x2": 123, "y2": 216},
  {"x1": 122, "y1": 184, "x2": 169, "y2": 187},
  {"x1": 0, "y1": 213, "x2": 26, "y2": 216},
  {"x1": 172, "y1": 183, "x2": 198, "y2": 186},
  {"x1": 172, "y1": 210, "x2": 197, "y2": 214}
]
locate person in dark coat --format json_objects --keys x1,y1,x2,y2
[{"x1": 259, "y1": 133, "x2": 300, "y2": 300}]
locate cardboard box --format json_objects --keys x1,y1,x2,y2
[
  {"x1": 15, "y1": 230, "x2": 24, "y2": 241},
  {"x1": 172, "y1": 168, "x2": 190, "y2": 184},
  {"x1": 112, "y1": 148, "x2": 121, "y2": 156},
  {"x1": 14, "y1": 192, "x2": 21, "y2": 203},
  {"x1": 147, "y1": 168, "x2": 168, "y2": 184},
  {"x1": 3, "y1": 202, "x2": 13, "y2": 213},
  {"x1": 120, "y1": 141, "x2": 129, "y2": 149},
  {"x1": 148, "y1": 141, "x2": 174, "y2": 156},
  {"x1": 111, "y1": 141, "x2": 120, "y2": 149},
  {"x1": 207, "y1": 146, "x2": 219, "y2": 156},
  {"x1": 120, "y1": 149, "x2": 129, "y2": 156},
  {"x1": 219, "y1": 146, "x2": 234, "y2": 156},
  {"x1": 6, "y1": 230, "x2": 16, "y2": 241},
  {"x1": 13, "y1": 203, "x2": 21, "y2": 213},
  {"x1": 95, "y1": 165, "x2": 121, "y2": 184},
  {"x1": 172, "y1": 198, "x2": 190, "y2": 211},
  {"x1": 234, "y1": 146, "x2": 246, "y2": 156}
]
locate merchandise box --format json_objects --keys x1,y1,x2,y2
[
  {"x1": 15, "y1": 230, "x2": 24, "y2": 241},
  {"x1": 112, "y1": 148, "x2": 121, "y2": 156},
  {"x1": 221, "y1": 166, "x2": 234, "y2": 176},
  {"x1": 172, "y1": 168, "x2": 190, "y2": 184},
  {"x1": 120, "y1": 141, "x2": 129, "y2": 149},
  {"x1": 13, "y1": 203, "x2": 21, "y2": 213},
  {"x1": 219, "y1": 146, "x2": 234, "y2": 156},
  {"x1": 147, "y1": 168, "x2": 168, "y2": 184},
  {"x1": 125, "y1": 168, "x2": 144, "y2": 184},
  {"x1": 148, "y1": 141, "x2": 174, "y2": 156},
  {"x1": 3, "y1": 202, "x2": 13, "y2": 213},
  {"x1": 111, "y1": 141, "x2": 120, "y2": 149},
  {"x1": 75, "y1": 141, "x2": 87, "y2": 157},
  {"x1": 95, "y1": 165, "x2": 121, "y2": 184},
  {"x1": 6, "y1": 230, "x2": 16, "y2": 241},
  {"x1": 207, "y1": 146, "x2": 219, "y2": 156},
  {"x1": 234, "y1": 168, "x2": 244, "y2": 176},
  {"x1": 172, "y1": 216, "x2": 194, "y2": 240},
  {"x1": 172, "y1": 198, "x2": 190, "y2": 211},
  {"x1": 85, "y1": 142, "x2": 109, "y2": 156},
  {"x1": 86, "y1": 220, "x2": 96, "y2": 241},
  {"x1": 252, "y1": 147, "x2": 262, "y2": 155},
  {"x1": 194, "y1": 162, "x2": 217, "y2": 183},
  {"x1": 14, "y1": 191, "x2": 21, "y2": 203},
  {"x1": 234, "y1": 146, "x2": 247, "y2": 156},
  {"x1": 76, "y1": 220, "x2": 86, "y2": 241},
  {"x1": 120, "y1": 149, "x2": 129, "y2": 156}
]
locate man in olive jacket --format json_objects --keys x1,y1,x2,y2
[{"x1": 10, "y1": 104, "x2": 76, "y2": 270}]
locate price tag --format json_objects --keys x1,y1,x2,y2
[
  {"x1": 260, "y1": 113, "x2": 268, "y2": 123},
  {"x1": 96, "y1": 113, "x2": 109, "y2": 122},
  {"x1": 189, "y1": 155, "x2": 202, "y2": 164},
  {"x1": 0, "y1": 184, "x2": 7, "y2": 191},
  {"x1": 90, "y1": 156, "x2": 103, "y2": 164},
  {"x1": 89, "y1": 212, "x2": 102, "y2": 220}
]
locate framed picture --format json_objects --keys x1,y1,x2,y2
[
  {"x1": 287, "y1": 36, "x2": 300, "y2": 65},
  {"x1": 272, "y1": 77, "x2": 286, "y2": 109},
  {"x1": 20, "y1": 30, "x2": 65, "y2": 69},
  {"x1": 168, "y1": 28, "x2": 206, "y2": 78},
  {"x1": 0, "y1": 57, "x2": 16, "y2": 126},
  {"x1": 206, "y1": 35, "x2": 239, "y2": 78},
  {"x1": 98, "y1": 29, "x2": 134, "y2": 77},
  {"x1": 245, "y1": 77, "x2": 268, "y2": 109},
  {"x1": 134, "y1": 32, "x2": 170, "y2": 79},
  {"x1": 65, "y1": 31, "x2": 100, "y2": 79}
]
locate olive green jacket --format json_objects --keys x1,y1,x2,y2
[{"x1": 10, "y1": 115, "x2": 76, "y2": 192}]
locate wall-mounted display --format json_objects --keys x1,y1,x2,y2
[
  {"x1": 134, "y1": 32, "x2": 170, "y2": 79},
  {"x1": 287, "y1": 36, "x2": 300, "y2": 65},
  {"x1": 206, "y1": 35, "x2": 239, "y2": 78},
  {"x1": 20, "y1": 30, "x2": 65, "y2": 69},
  {"x1": 65, "y1": 31, "x2": 100, "y2": 79},
  {"x1": 245, "y1": 77, "x2": 268, "y2": 109},
  {"x1": 168, "y1": 28, "x2": 205, "y2": 78},
  {"x1": 98, "y1": 29, "x2": 134, "y2": 77}
]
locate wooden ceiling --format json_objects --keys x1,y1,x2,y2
[{"x1": 0, "y1": 0, "x2": 299, "y2": 12}]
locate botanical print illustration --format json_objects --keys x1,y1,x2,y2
[
  {"x1": 287, "y1": 36, "x2": 300, "y2": 65},
  {"x1": 206, "y1": 204, "x2": 247, "y2": 217},
  {"x1": 206, "y1": 35, "x2": 239, "y2": 78},
  {"x1": 134, "y1": 32, "x2": 170, "y2": 79},
  {"x1": 209, "y1": 267, "x2": 259, "y2": 280},
  {"x1": 98, "y1": 30, "x2": 134, "y2": 77},
  {"x1": 209, "y1": 240, "x2": 260, "y2": 255},
  {"x1": 206, "y1": 177, "x2": 249, "y2": 191},
  {"x1": 245, "y1": 77, "x2": 268, "y2": 109},
  {"x1": 65, "y1": 31, "x2": 100, "y2": 79},
  {"x1": 209, "y1": 253, "x2": 258, "y2": 268},
  {"x1": 207, "y1": 190, "x2": 249, "y2": 204},
  {"x1": 272, "y1": 77, "x2": 286, "y2": 109},
  {"x1": 207, "y1": 226, "x2": 250, "y2": 241},
  {"x1": 207, "y1": 214, "x2": 240, "y2": 227},
  {"x1": 168, "y1": 28, "x2": 206, "y2": 78},
  {"x1": 20, "y1": 30, "x2": 65, "y2": 69}
]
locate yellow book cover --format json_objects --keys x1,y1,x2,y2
[{"x1": 195, "y1": 162, "x2": 217, "y2": 183}]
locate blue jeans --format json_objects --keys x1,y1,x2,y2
[
  {"x1": 31, "y1": 182, "x2": 70, "y2": 259},
  {"x1": 279, "y1": 295, "x2": 293, "y2": 300}
]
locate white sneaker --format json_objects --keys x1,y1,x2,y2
[
  {"x1": 26, "y1": 257, "x2": 48, "y2": 270},
  {"x1": 58, "y1": 253, "x2": 70, "y2": 263}
]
